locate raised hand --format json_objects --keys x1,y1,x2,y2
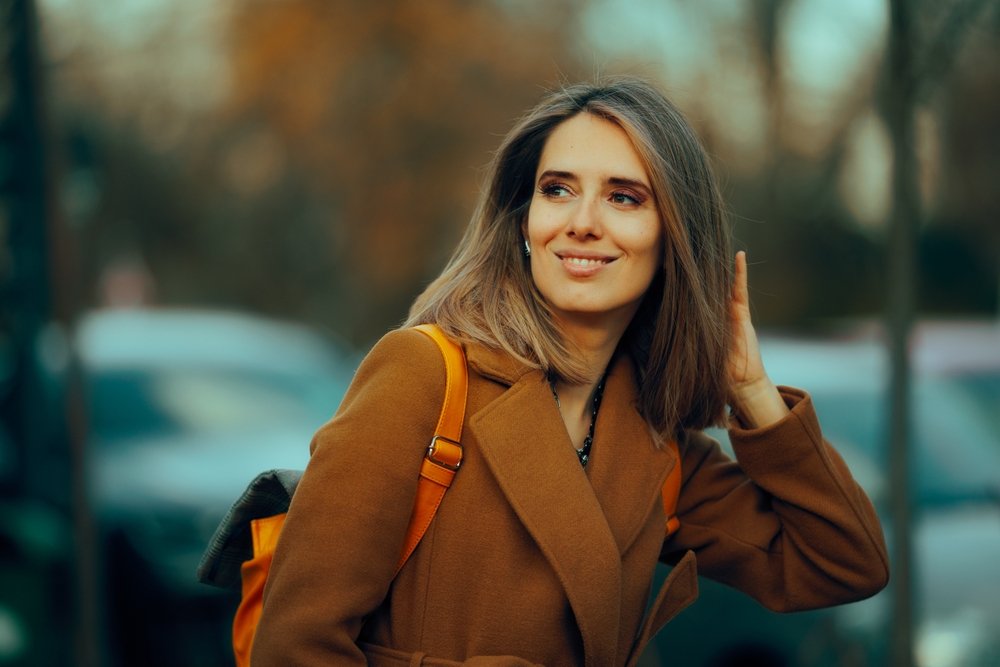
[{"x1": 726, "y1": 251, "x2": 789, "y2": 429}]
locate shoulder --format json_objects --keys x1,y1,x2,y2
[
  {"x1": 347, "y1": 327, "x2": 449, "y2": 405},
  {"x1": 355, "y1": 327, "x2": 446, "y2": 383},
  {"x1": 310, "y1": 328, "x2": 449, "y2": 456}
]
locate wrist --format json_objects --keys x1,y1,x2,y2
[{"x1": 729, "y1": 377, "x2": 790, "y2": 429}]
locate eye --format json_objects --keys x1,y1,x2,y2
[
  {"x1": 610, "y1": 190, "x2": 643, "y2": 206},
  {"x1": 539, "y1": 182, "x2": 573, "y2": 198}
]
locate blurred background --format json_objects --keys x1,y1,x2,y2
[{"x1": 1, "y1": 0, "x2": 998, "y2": 665}]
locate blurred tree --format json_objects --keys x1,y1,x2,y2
[
  {"x1": 46, "y1": 0, "x2": 583, "y2": 343},
  {"x1": 1, "y1": 2, "x2": 80, "y2": 664},
  {"x1": 199, "y1": 0, "x2": 584, "y2": 341},
  {"x1": 39, "y1": 0, "x2": 999, "y2": 342},
  {"x1": 726, "y1": 5, "x2": 886, "y2": 330},
  {"x1": 721, "y1": 0, "x2": 1000, "y2": 328},
  {"x1": 930, "y1": 8, "x2": 1000, "y2": 314}
]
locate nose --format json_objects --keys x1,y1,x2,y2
[{"x1": 566, "y1": 196, "x2": 603, "y2": 239}]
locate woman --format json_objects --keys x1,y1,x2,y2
[{"x1": 252, "y1": 78, "x2": 889, "y2": 666}]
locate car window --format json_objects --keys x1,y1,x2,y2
[
  {"x1": 810, "y1": 379, "x2": 1000, "y2": 506},
  {"x1": 88, "y1": 371, "x2": 180, "y2": 440},
  {"x1": 87, "y1": 367, "x2": 343, "y2": 443},
  {"x1": 949, "y1": 373, "x2": 1000, "y2": 438}
]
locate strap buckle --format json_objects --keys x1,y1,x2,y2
[{"x1": 426, "y1": 435, "x2": 463, "y2": 471}]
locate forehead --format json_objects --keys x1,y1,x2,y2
[{"x1": 536, "y1": 113, "x2": 650, "y2": 183}]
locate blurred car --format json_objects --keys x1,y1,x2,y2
[
  {"x1": 642, "y1": 320, "x2": 1000, "y2": 667},
  {"x1": 76, "y1": 308, "x2": 356, "y2": 667}
]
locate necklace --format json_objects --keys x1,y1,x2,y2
[{"x1": 549, "y1": 375, "x2": 607, "y2": 468}]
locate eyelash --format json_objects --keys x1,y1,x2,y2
[
  {"x1": 539, "y1": 183, "x2": 571, "y2": 198},
  {"x1": 538, "y1": 182, "x2": 645, "y2": 207}
]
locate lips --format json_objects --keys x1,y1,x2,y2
[{"x1": 555, "y1": 251, "x2": 617, "y2": 276}]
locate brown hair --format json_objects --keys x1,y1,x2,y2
[{"x1": 406, "y1": 77, "x2": 732, "y2": 441}]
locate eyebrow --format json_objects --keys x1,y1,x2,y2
[
  {"x1": 608, "y1": 176, "x2": 653, "y2": 196},
  {"x1": 537, "y1": 170, "x2": 653, "y2": 196}
]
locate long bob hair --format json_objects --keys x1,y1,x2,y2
[{"x1": 406, "y1": 77, "x2": 732, "y2": 442}]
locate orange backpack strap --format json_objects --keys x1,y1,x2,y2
[
  {"x1": 661, "y1": 440, "x2": 682, "y2": 537},
  {"x1": 396, "y1": 324, "x2": 467, "y2": 574}
]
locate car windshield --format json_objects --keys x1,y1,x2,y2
[
  {"x1": 810, "y1": 376, "x2": 1000, "y2": 507},
  {"x1": 87, "y1": 366, "x2": 342, "y2": 443}
]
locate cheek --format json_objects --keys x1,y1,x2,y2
[
  {"x1": 525, "y1": 200, "x2": 564, "y2": 243},
  {"x1": 625, "y1": 224, "x2": 663, "y2": 265}
]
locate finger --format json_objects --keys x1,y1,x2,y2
[{"x1": 733, "y1": 250, "x2": 749, "y2": 308}]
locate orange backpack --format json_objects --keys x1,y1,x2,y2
[{"x1": 198, "y1": 324, "x2": 682, "y2": 666}]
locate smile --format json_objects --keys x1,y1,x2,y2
[
  {"x1": 555, "y1": 252, "x2": 617, "y2": 277},
  {"x1": 563, "y1": 257, "x2": 612, "y2": 267}
]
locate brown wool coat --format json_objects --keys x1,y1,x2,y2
[{"x1": 251, "y1": 328, "x2": 889, "y2": 667}]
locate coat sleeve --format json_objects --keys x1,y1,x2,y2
[
  {"x1": 251, "y1": 328, "x2": 446, "y2": 666},
  {"x1": 660, "y1": 387, "x2": 889, "y2": 612}
]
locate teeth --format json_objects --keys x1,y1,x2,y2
[{"x1": 564, "y1": 257, "x2": 607, "y2": 266}]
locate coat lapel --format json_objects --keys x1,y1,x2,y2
[
  {"x1": 464, "y1": 344, "x2": 681, "y2": 665},
  {"x1": 468, "y1": 370, "x2": 623, "y2": 667},
  {"x1": 586, "y1": 354, "x2": 677, "y2": 555},
  {"x1": 628, "y1": 551, "x2": 699, "y2": 667}
]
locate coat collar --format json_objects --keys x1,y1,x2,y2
[
  {"x1": 464, "y1": 339, "x2": 536, "y2": 386},
  {"x1": 465, "y1": 342, "x2": 677, "y2": 666}
]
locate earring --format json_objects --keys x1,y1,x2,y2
[{"x1": 523, "y1": 239, "x2": 531, "y2": 257}]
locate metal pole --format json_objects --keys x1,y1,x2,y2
[
  {"x1": 2, "y1": 1, "x2": 97, "y2": 665},
  {"x1": 885, "y1": 0, "x2": 918, "y2": 665}
]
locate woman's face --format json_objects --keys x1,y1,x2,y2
[{"x1": 524, "y1": 112, "x2": 663, "y2": 333}]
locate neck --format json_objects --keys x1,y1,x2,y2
[
  {"x1": 551, "y1": 316, "x2": 628, "y2": 421},
  {"x1": 558, "y1": 312, "x2": 631, "y2": 380}
]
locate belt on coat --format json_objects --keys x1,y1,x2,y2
[{"x1": 361, "y1": 642, "x2": 544, "y2": 667}]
